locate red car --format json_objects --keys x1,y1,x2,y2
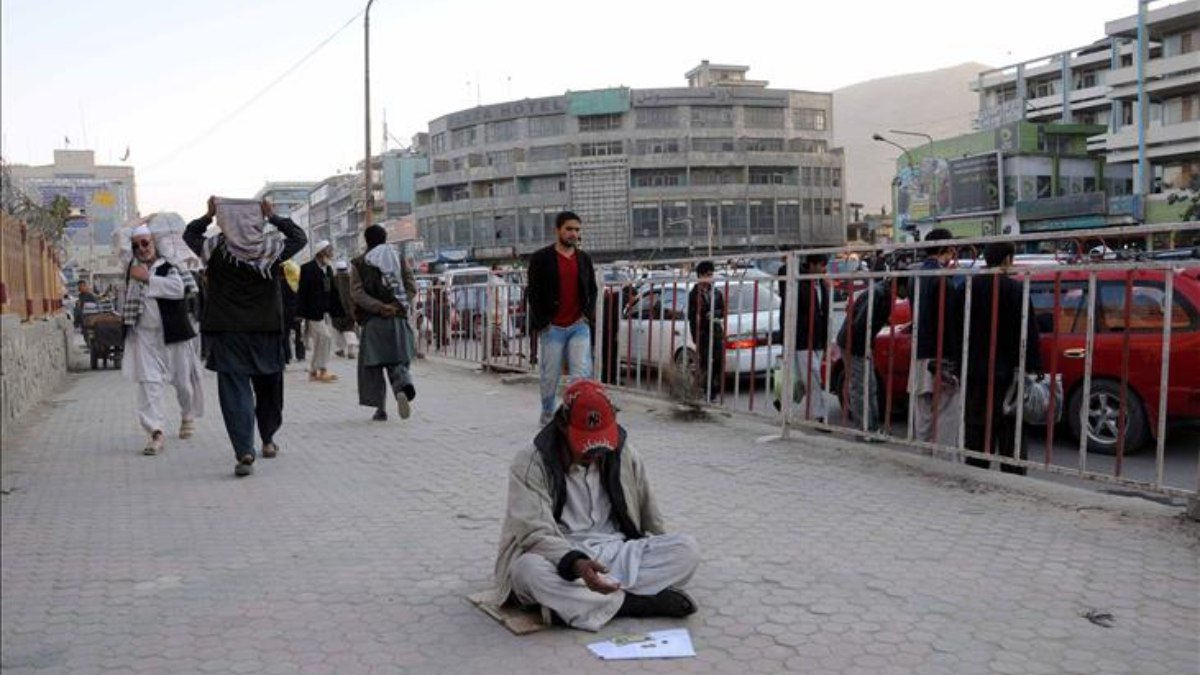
[{"x1": 832, "y1": 266, "x2": 1200, "y2": 454}]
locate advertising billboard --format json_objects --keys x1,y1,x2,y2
[{"x1": 896, "y1": 151, "x2": 1002, "y2": 230}]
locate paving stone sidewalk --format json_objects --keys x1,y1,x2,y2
[{"x1": 2, "y1": 355, "x2": 1198, "y2": 675}]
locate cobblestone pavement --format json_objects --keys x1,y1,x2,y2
[{"x1": 2, "y1": 354, "x2": 1198, "y2": 675}]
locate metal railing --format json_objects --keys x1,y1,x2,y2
[{"x1": 417, "y1": 222, "x2": 1200, "y2": 499}]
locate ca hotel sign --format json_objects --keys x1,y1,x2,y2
[{"x1": 446, "y1": 96, "x2": 568, "y2": 131}]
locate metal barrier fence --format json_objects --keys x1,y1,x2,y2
[
  {"x1": 0, "y1": 213, "x2": 65, "y2": 320},
  {"x1": 417, "y1": 222, "x2": 1199, "y2": 499}
]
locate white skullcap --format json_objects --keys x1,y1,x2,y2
[
  {"x1": 314, "y1": 240, "x2": 332, "y2": 254},
  {"x1": 132, "y1": 225, "x2": 152, "y2": 238}
]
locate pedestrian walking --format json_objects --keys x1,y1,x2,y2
[
  {"x1": 777, "y1": 253, "x2": 830, "y2": 421},
  {"x1": 964, "y1": 242, "x2": 1042, "y2": 474},
  {"x1": 350, "y1": 225, "x2": 417, "y2": 422},
  {"x1": 526, "y1": 211, "x2": 598, "y2": 426},
  {"x1": 297, "y1": 240, "x2": 344, "y2": 383},
  {"x1": 183, "y1": 196, "x2": 307, "y2": 477},
  {"x1": 836, "y1": 276, "x2": 910, "y2": 436},
  {"x1": 121, "y1": 224, "x2": 205, "y2": 455},
  {"x1": 493, "y1": 380, "x2": 700, "y2": 631},
  {"x1": 280, "y1": 259, "x2": 301, "y2": 364},
  {"x1": 332, "y1": 261, "x2": 359, "y2": 359},
  {"x1": 687, "y1": 261, "x2": 726, "y2": 402},
  {"x1": 910, "y1": 228, "x2": 965, "y2": 446}
]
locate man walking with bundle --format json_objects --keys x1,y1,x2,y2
[
  {"x1": 184, "y1": 196, "x2": 307, "y2": 476},
  {"x1": 526, "y1": 211, "x2": 598, "y2": 426}
]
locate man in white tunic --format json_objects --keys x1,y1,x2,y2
[
  {"x1": 494, "y1": 380, "x2": 700, "y2": 631},
  {"x1": 121, "y1": 226, "x2": 204, "y2": 455}
]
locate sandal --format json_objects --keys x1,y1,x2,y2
[
  {"x1": 179, "y1": 419, "x2": 195, "y2": 439},
  {"x1": 143, "y1": 431, "x2": 165, "y2": 456}
]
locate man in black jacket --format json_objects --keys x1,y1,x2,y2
[
  {"x1": 526, "y1": 211, "x2": 598, "y2": 426},
  {"x1": 910, "y1": 228, "x2": 965, "y2": 445},
  {"x1": 778, "y1": 253, "x2": 830, "y2": 420},
  {"x1": 297, "y1": 240, "x2": 344, "y2": 383},
  {"x1": 964, "y1": 242, "x2": 1042, "y2": 474},
  {"x1": 686, "y1": 261, "x2": 726, "y2": 402},
  {"x1": 184, "y1": 196, "x2": 307, "y2": 477},
  {"x1": 837, "y1": 276, "x2": 909, "y2": 435}
]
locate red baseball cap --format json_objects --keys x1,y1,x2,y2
[{"x1": 563, "y1": 380, "x2": 619, "y2": 458}]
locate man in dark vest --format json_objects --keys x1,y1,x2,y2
[
  {"x1": 297, "y1": 240, "x2": 345, "y2": 383},
  {"x1": 120, "y1": 225, "x2": 204, "y2": 456},
  {"x1": 184, "y1": 196, "x2": 307, "y2": 477}
]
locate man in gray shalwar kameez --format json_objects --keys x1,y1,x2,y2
[
  {"x1": 350, "y1": 225, "x2": 417, "y2": 422},
  {"x1": 494, "y1": 379, "x2": 700, "y2": 631}
]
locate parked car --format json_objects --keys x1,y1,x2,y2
[
  {"x1": 616, "y1": 277, "x2": 783, "y2": 379},
  {"x1": 831, "y1": 266, "x2": 1200, "y2": 454}
]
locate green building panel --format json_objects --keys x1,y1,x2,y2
[{"x1": 567, "y1": 88, "x2": 631, "y2": 117}]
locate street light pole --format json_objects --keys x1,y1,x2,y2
[
  {"x1": 363, "y1": 0, "x2": 376, "y2": 232},
  {"x1": 872, "y1": 133, "x2": 914, "y2": 168}
]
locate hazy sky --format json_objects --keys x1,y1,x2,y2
[{"x1": 1, "y1": 0, "x2": 1147, "y2": 215}]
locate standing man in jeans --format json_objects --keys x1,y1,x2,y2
[{"x1": 526, "y1": 211, "x2": 598, "y2": 426}]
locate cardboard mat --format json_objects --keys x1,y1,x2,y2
[{"x1": 467, "y1": 590, "x2": 548, "y2": 635}]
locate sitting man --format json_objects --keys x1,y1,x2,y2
[{"x1": 493, "y1": 380, "x2": 700, "y2": 631}]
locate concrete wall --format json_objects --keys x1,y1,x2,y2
[{"x1": 1, "y1": 314, "x2": 72, "y2": 442}]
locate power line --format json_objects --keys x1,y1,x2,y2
[{"x1": 142, "y1": 9, "x2": 364, "y2": 174}]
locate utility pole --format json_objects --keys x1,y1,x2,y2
[{"x1": 363, "y1": 0, "x2": 375, "y2": 231}]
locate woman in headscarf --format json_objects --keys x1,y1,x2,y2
[
  {"x1": 183, "y1": 196, "x2": 307, "y2": 477},
  {"x1": 349, "y1": 224, "x2": 417, "y2": 422}
]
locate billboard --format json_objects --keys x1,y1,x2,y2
[{"x1": 896, "y1": 151, "x2": 1002, "y2": 230}]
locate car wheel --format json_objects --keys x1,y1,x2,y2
[{"x1": 1067, "y1": 379, "x2": 1149, "y2": 455}]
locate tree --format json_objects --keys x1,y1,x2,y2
[
  {"x1": 0, "y1": 157, "x2": 72, "y2": 245},
  {"x1": 1165, "y1": 173, "x2": 1200, "y2": 222}
]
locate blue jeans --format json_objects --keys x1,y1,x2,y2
[
  {"x1": 217, "y1": 371, "x2": 283, "y2": 462},
  {"x1": 538, "y1": 321, "x2": 593, "y2": 414}
]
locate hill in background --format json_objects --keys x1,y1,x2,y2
[{"x1": 834, "y1": 62, "x2": 990, "y2": 220}]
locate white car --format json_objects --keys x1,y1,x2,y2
[
  {"x1": 441, "y1": 267, "x2": 515, "y2": 338},
  {"x1": 615, "y1": 277, "x2": 783, "y2": 377}
]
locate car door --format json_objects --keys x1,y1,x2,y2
[{"x1": 620, "y1": 290, "x2": 659, "y2": 367}]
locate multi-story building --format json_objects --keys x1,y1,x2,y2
[
  {"x1": 414, "y1": 62, "x2": 846, "y2": 262},
  {"x1": 8, "y1": 150, "x2": 138, "y2": 275},
  {"x1": 971, "y1": 0, "x2": 1199, "y2": 225},
  {"x1": 254, "y1": 181, "x2": 318, "y2": 218}
]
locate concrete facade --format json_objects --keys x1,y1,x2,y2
[
  {"x1": 415, "y1": 63, "x2": 847, "y2": 262},
  {"x1": 0, "y1": 314, "x2": 70, "y2": 445},
  {"x1": 971, "y1": 1, "x2": 1199, "y2": 224}
]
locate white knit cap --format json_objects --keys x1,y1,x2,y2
[{"x1": 132, "y1": 224, "x2": 152, "y2": 238}]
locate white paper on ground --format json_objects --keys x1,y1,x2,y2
[{"x1": 587, "y1": 628, "x2": 696, "y2": 660}]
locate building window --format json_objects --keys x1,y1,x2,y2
[
  {"x1": 1032, "y1": 79, "x2": 1057, "y2": 99},
  {"x1": 431, "y1": 133, "x2": 446, "y2": 155},
  {"x1": 692, "y1": 168, "x2": 741, "y2": 185},
  {"x1": 632, "y1": 203, "x2": 660, "y2": 240},
  {"x1": 578, "y1": 113, "x2": 623, "y2": 131},
  {"x1": 720, "y1": 200, "x2": 747, "y2": 237},
  {"x1": 832, "y1": 167, "x2": 841, "y2": 187},
  {"x1": 450, "y1": 127, "x2": 477, "y2": 149},
  {"x1": 749, "y1": 167, "x2": 796, "y2": 185},
  {"x1": 793, "y1": 108, "x2": 826, "y2": 131},
  {"x1": 691, "y1": 137, "x2": 736, "y2": 153},
  {"x1": 636, "y1": 107, "x2": 680, "y2": 129},
  {"x1": 485, "y1": 120, "x2": 518, "y2": 143},
  {"x1": 523, "y1": 175, "x2": 568, "y2": 194},
  {"x1": 528, "y1": 144, "x2": 570, "y2": 162},
  {"x1": 528, "y1": 115, "x2": 565, "y2": 138},
  {"x1": 749, "y1": 199, "x2": 775, "y2": 235},
  {"x1": 450, "y1": 185, "x2": 470, "y2": 201},
  {"x1": 486, "y1": 149, "x2": 516, "y2": 167},
  {"x1": 741, "y1": 137, "x2": 784, "y2": 152},
  {"x1": 744, "y1": 107, "x2": 784, "y2": 129},
  {"x1": 1073, "y1": 70, "x2": 1100, "y2": 90},
  {"x1": 580, "y1": 141, "x2": 624, "y2": 157},
  {"x1": 690, "y1": 107, "x2": 733, "y2": 128},
  {"x1": 632, "y1": 169, "x2": 685, "y2": 188},
  {"x1": 790, "y1": 138, "x2": 827, "y2": 154},
  {"x1": 634, "y1": 138, "x2": 682, "y2": 155},
  {"x1": 662, "y1": 202, "x2": 689, "y2": 237},
  {"x1": 777, "y1": 200, "x2": 800, "y2": 236}
]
